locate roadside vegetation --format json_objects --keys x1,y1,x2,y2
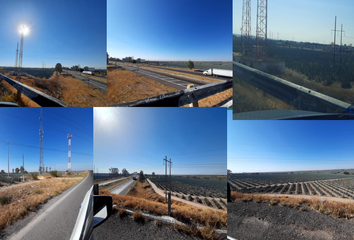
[
  {"x1": 107, "y1": 66, "x2": 177, "y2": 104},
  {"x1": 103, "y1": 178, "x2": 227, "y2": 239},
  {"x1": 0, "y1": 71, "x2": 106, "y2": 107},
  {"x1": 0, "y1": 171, "x2": 88, "y2": 231},
  {"x1": 231, "y1": 191, "x2": 354, "y2": 219}
]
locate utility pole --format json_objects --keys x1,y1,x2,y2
[
  {"x1": 7, "y1": 141, "x2": 9, "y2": 177},
  {"x1": 15, "y1": 42, "x2": 19, "y2": 70},
  {"x1": 255, "y1": 0, "x2": 268, "y2": 61},
  {"x1": 39, "y1": 109, "x2": 44, "y2": 174},
  {"x1": 22, "y1": 154, "x2": 24, "y2": 182},
  {"x1": 163, "y1": 156, "x2": 173, "y2": 215}
]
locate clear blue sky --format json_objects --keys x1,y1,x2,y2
[
  {"x1": 0, "y1": 108, "x2": 93, "y2": 173},
  {"x1": 233, "y1": 0, "x2": 354, "y2": 45},
  {"x1": 0, "y1": 0, "x2": 106, "y2": 69},
  {"x1": 227, "y1": 111, "x2": 354, "y2": 173},
  {"x1": 108, "y1": 0, "x2": 232, "y2": 61},
  {"x1": 94, "y1": 108, "x2": 227, "y2": 175}
]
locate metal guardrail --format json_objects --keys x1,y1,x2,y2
[
  {"x1": 233, "y1": 61, "x2": 351, "y2": 113},
  {"x1": 108, "y1": 79, "x2": 232, "y2": 107},
  {"x1": 0, "y1": 73, "x2": 69, "y2": 107}
]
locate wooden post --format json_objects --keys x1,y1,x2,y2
[{"x1": 187, "y1": 84, "x2": 199, "y2": 107}]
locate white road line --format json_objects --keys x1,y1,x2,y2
[{"x1": 9, "y1": 175, "x2": 90, "y2": 240}]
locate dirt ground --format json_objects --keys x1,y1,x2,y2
[{"x1": 228, "y1": 201, "x2": 354, "y2": 240}]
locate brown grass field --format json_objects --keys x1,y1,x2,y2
[
  {"x1": 233, "y1": 77, "x2": 296, "y2": 113},
  {"x1": 231, "y1": 191, "x2": 354, "y2": 219},
  {"x1": 0, "y1": 72, "x2": 106, "y2": 107},
  {"x1": 273, "y1": 68, "x2": 354, "y2": 104},
  {"x1": 101, "y1": 180, "x2": 227, "y2": 239},
  {"x1": 0, "y1": 174, "x2": 86, "y2": 231},
  {"x1": 107, "y1": 67, "x2": 177, "y2": 104}
]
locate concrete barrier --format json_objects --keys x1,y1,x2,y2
[{"x1": 233, "y1": 61, "x2": 351, "y2": 113}]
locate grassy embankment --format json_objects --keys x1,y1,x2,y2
[
  {"x1": 0, "y1": 72, "x2": 106, "y2": 107},
  {"x1": 101, "y1": 180, "x2": 227, "y2": 240},
  {"x1": 231, "y1": 191, "x2": 354, "y2": 219},
  {"x1": 273, "y1": 68, "x2": 354, "y2": 104},
  {"x1": 0, "y1": 171, "x2": 88, "y2": 231},
  {"x1": 107, "y1": 67, "x2": 177, "y2": 104}
]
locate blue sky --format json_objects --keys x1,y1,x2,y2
[
  {"x1": 0, "y1": 108, "x2": 93, "y2": 173},
  {"x1": 0, "y1": 0, "x2": 106, "y2": 69},
  {"x1": 108, "y1": 0, "x2": 232, "y2": 61},
  {"x1": 94, "y1": 108, "x2": 227, "y2": 175},
  {"x1": 227, "y1": 111, "x2": 354, "y2": 173},
  {"x1": 233, "y1": 0, "x2": 354, "y2": 45}
]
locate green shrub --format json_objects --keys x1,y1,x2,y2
[
  {"x1": 31, "y1": 172, "x2": 39, "y2": 180},
  {"x1": 0, "y1": 196, "x2": 11, "y2": 205},
  {"x1": 344, "y1": 171, "x2": 350, "y2": 175},
  {"x1": 49, "y1": 171, "x2": 58, "y2": 177}
]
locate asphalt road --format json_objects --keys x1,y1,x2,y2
[
  {"x1": 98, "y1": 177, "x2": 130, "y2": 186},
  {"x1": 147, "y1": 65, "x2": 232, "y2": 81},
  {"x1": 109, "y1": 179, "x2": 136, "y2": 196},
  {"x1": 4, "y1": 171, "x2": 93, "y2": 240},
  {"x1": 65, "y1": 71, "x2": 107, "y2": 93},
  {"x1": 116, "y1": 64, "x2": 205, "y2": 90}
]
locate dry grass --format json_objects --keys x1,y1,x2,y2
[
  {"x1": 273, "y1": 68, "x2": 354, "y2": 104},
  {"x1": 107, "y1": 67, "x2": 177, "y2": 104},
  {"x1": 1, "y1": 73, "x2": 106, "y2": 107},
  {"x1": 0, "y1": 79, "x2": 40, "y2": 107},
  {"x1": 188, "y1": 88, "x2": 232, "y2": 107},
  {"x1": 231, "y1": 191, "x2": 354, "y2": 219},
  {"x1": 132, "y1": 211, "x2": 145, "y2": 223},
  {"x1": 59, "y1": 74, "x2": 107, "y2": 106},
  {"x1": 233, "y1": 77, "x2": 296, "y2": 113},
  {"x1": 172, "y1": 224, "x2": 220, "y2": 240},
  {"x1": 0, "y1": 176, "x2": 83, "y2": 231},
  {"x1": 101, "y1": 189, "x2": 226, "y2": 229},
  {"x1": 118, "y1": 208, "x2": 127, "y2": 217},
  {"x1": 125, "y1": 180, "x2": 165, "y2": 203},
  {"x1": 66, "y1": 71, "x2": 107, "y2": 83}
]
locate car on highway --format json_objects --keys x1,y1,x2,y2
[
  {"x1": 133, "y1": 176, "x2": 137, "y2": 180},
  {"x1": 70, "y1": 184, "x2": 112, "y2": 240}
]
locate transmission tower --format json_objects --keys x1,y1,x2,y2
[
  {"x1": 255, "y1": 0, "x2": 268, "y2": 61},
  {"x1": 15, "y1": 42, "x2": 19, "y2": 69},
  {"x1": 39, "y1": 109, "x2": 44, "y2": 174},
  {"x1": 18, "y1": 25, "x2": 25, "y2": 73},
  {"x1": 241, "y1": 0, "x2": 252, "y2": 56},
  {"x1": 68, "y1": 133, "x2": 72, "y2": 172}
]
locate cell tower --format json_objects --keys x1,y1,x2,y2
[
  {"x1": 68, "y1": 133, "x2": 72, "y2": 172},
  {"x1": 39, "y1": 109, "x2": 44, "y2": 174},
  {"x1": 241, "y1": 0, "x2": 252, "y2": 56},
  {"x1": 255, "y1": 0, "x2": 268, "y2": 61},
  {"x1": 18, "y1": 25, "x2": 25, "y2": 72},
  {"x1": 15, "y1": 42, "x2": 19, "y2": 69}
]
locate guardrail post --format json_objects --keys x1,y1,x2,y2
[{"x1": 187, "y1": 84, "x2": 199, "y2": 107}]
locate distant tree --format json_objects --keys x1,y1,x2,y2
[
  {"x1": 227, "y1": 169, "x2": 232, "y2": 175},
  {"x1": 344, "y1": 171, "x2": 350, "y2": 175},
  {"x1": 84, "y1": 66, "x2": 89, "y2": 71},
  {"x1": 50, "y1": 170, "x2": 58, "y2": 177},
  {"x1": 187, "y1": 60, "x2": 194, "y2": 69},
  {"x1": 139, "y1": 170, "x2": 145, "y2": 183},
  {"x1": 15, "y1": 168, "x2": 20, "y2": 173},
  {"x1": 0, "y1": 170, "x2": 5, "y2": 174},
  {"x1": 107, "y1": 52, "x2": 109, "y2": 64},
  {"x1": 122, "y1": 168, "x2": 129, "y2": 176},
  {"x1": 55, "y1": 63, "x2": 63, "y2": 74},
  {"x1": 152, "y1": 172, "x2": 155, "y2": 176}
]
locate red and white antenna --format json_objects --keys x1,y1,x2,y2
[{"x1": 68, "y1": 133, "x2": 72, "y2": 172}]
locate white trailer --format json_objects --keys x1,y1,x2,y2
[
  {"x1": 203, "y1": 68, "x2": 232, "y2": 78},
  {"x1": 82, "y1": 71, "x2": 94, "y2": 75}
]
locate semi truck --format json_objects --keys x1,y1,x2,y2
[
  {"x1": 203, "y1": 68, "x2": 232, "y2": 78},
  {"x1": 82, "y1": 71, "x2": 94, "y2": 75}
]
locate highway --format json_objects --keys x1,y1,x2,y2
[
  {"x1": 109, "y1": 178, "x2": 135, "y2": 196},
  {"x1": 4, "y1": 171, "x2": 93, "y2": 240},
  {"x1": 65, "y1": 71, "x2": 107, "y2": 94},
  {"x1": 116, "y1": 63, "x2": 205, "y2": 90},
  {"x1": 98, "y1": 177, "x2": 130, "y2": 186},
  {"x1": 146, "y1": 65, "x2": 232, "y2": 81}
]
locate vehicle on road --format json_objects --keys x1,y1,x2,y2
[
  {"x1": 133, "y1": 177, "x2": 137, "y2": 180},
  {"x1": 203, "y1": 68, "x2": 232, "y2": 78},
  {"x1": 82, "y1": 71, "x2": 94, "y2": 75}
]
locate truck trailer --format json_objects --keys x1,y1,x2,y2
[{"x1": 203, "y1": 68, "x2": 232, "y2": 78}]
